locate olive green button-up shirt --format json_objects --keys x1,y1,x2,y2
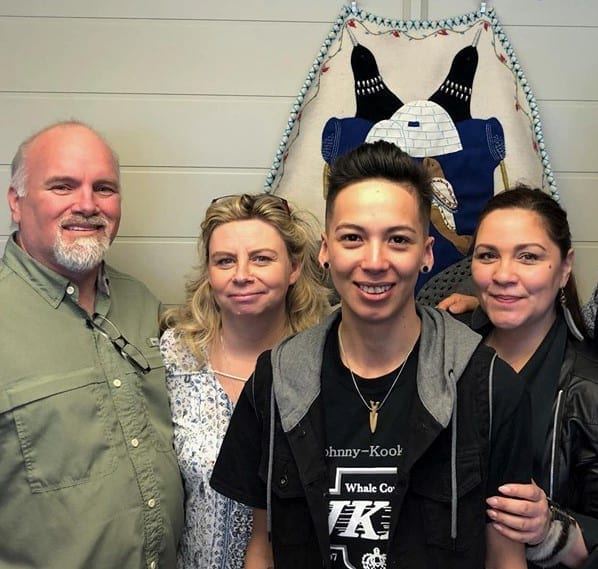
[{"x1": 0, "y1": 236, "x2": 183, "y2": 569}]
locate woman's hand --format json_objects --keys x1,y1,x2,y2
[
  {"x1": 436, "y1": 293, "x2": 479, "y2": 315},
  {"x1": 489, "y1": 483, "x2": 590, "y2": 567},
  {"x1": 486, "y1": 481, "x2": 551, "y2": 545}
]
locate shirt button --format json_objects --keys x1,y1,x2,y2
[
  {"x1": 66, "y1": 285, "x2": 75, "y2": 295},
  {"x1": 113, "y1": 379, "x2": 122, "y2": 388},
  {"x1": 131, "y1": 438, "x2": 139, "y2": 448},
  {"x1": 147, "y1": 498, "x2": 156, "y2": 508}
]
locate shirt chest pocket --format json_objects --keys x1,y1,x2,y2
[
  {"x1": 5, "y1": 368, "x2": 117, "y2": 493},
  {"x1": 409, "y1": 450, "x2": 485, "y2": 551},
  {"x1": 269, "y1": 454, "x2": 313, "y2": 546}
]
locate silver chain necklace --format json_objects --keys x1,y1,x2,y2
[
  {"x1": 337, "y1": 323, "x2": 415, "y2": 434},
  {"x1": 211, "y1": 333, "x2": 249, "y2": 383}
]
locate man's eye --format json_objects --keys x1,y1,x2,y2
[
  {"x1": 96, "y1": 186, "x2": 118, "y2": 196},
  {"x1": 51, "y1": 185, "x2": 71, "y2": 193}
]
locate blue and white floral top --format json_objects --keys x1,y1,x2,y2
[{"x1": 160, "y1": 329, "x2": 252, "y2": 569}]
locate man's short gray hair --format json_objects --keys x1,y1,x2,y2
[{"x1": 10, "y1": 120, "x2": 120, "y2": 197}]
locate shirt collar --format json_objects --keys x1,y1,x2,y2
[
  {"x1": 470, "y1": 305, "x2": 492, "y2": 333},
  {"x1": 3, "y1": 232, "x2": 111, "y2": 308}
]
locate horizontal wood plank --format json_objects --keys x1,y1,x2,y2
[
  {"x1": 0, "y1": 94, "x2": 290, "y2": 168},
  {"x1": 0, "y1": 0, "x2": 595, "y2": 26},
  {"x1": 0, "y1": 96, "x2": 595, "y2": 172},
  {"x1": 0, "y1": 18, "x2": 328, "y2": 97},
  {"x1": 0, "y1": 18, "x2": 595, "y2": 100},
  {"x1": 572, "y1": 245, "x2": 598, "y2": 302},
  {"x1": 557, "y1": 173, "x2": 597, "y2": 243},
  {"x1": 0, "y1": 167, "x2": 270, "y2": 237},
  {"x1": 105, "y1": 238, "x2": 196, "y2": 304}
]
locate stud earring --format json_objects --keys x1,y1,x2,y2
[
  {"x1": 323, "y1": 262, "x2": 330, "y2": 270},
  {"x1": 421, "y1": 266, "x2": 430, "y2": 274}
]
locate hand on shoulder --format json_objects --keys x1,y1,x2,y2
[{"x1": 436, "y1": 293, "x2": 479, "y2": 315}]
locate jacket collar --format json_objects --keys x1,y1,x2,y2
[{"x1": 271, "y1": 305, "x2": 483, "y2": 433}]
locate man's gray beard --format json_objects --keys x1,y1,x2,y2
[{"x1": 53, "y1": 232, "x2": 111, "y2": 273}]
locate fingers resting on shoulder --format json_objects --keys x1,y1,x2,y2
[{"x1": 436, "y1": 293, "x2": 479, "y2": 314}]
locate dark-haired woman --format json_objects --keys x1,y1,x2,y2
[{"x1": 463, "y1": 186, "x2": 598, "y2": 568}]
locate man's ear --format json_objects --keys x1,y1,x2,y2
[{"x1": 7, "y1": 186, "x2": 22, "y2": 225}]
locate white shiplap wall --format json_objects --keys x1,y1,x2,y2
[{"x1": 0, "y1": 0, "x2": 596, "y2": 303}]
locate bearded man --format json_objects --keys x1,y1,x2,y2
[{"x1": 0, "y1": 121, "x2": 183, "y2": 569}]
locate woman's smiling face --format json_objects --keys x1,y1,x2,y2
[
  {"x1": 208, "y1": 219, "x2": 299, "y2": 320},
  {"x1": 472, "y1": 207, "x2": 572, "y2": 334}
]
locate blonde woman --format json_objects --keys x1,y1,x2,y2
[{"x1": 160, "y1": 194, "x2": 329, "y2": 569}]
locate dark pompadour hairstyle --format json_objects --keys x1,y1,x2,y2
[{"x1": 325, "y1": 140, "x2": 432, "y2": 230}]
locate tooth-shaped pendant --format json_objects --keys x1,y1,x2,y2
[{"x1": 369, "y1": 401, "x2": 380, "y2": 434}]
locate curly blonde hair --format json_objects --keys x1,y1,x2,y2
[{"x1": 161, "y1": 193, "x2": 330, "y2": 365}]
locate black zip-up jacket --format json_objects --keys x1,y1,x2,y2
[
  {"x1": 534, "y1": 339, "x2": 598, "y2": 569},
  {"x1": 212, "y1": 308, "x2": 532, "y2": 568},
  {"x1": 468, "y1": 308, "x2": 598, "y2": 569}
]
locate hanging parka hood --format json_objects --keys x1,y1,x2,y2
[{"x1": 271, "y1": 305, "x2": 483, "y2": 433}]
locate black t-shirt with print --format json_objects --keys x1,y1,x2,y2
[
  {"x1": 321, "y1": 318, "x2": 530, "y2": 569},
  {"x1": 211, "y1": 315, "x2": 532, "y2": 568},
  {"x1": 322, "y1": 318, "x2": 418, "y2": 569}
]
